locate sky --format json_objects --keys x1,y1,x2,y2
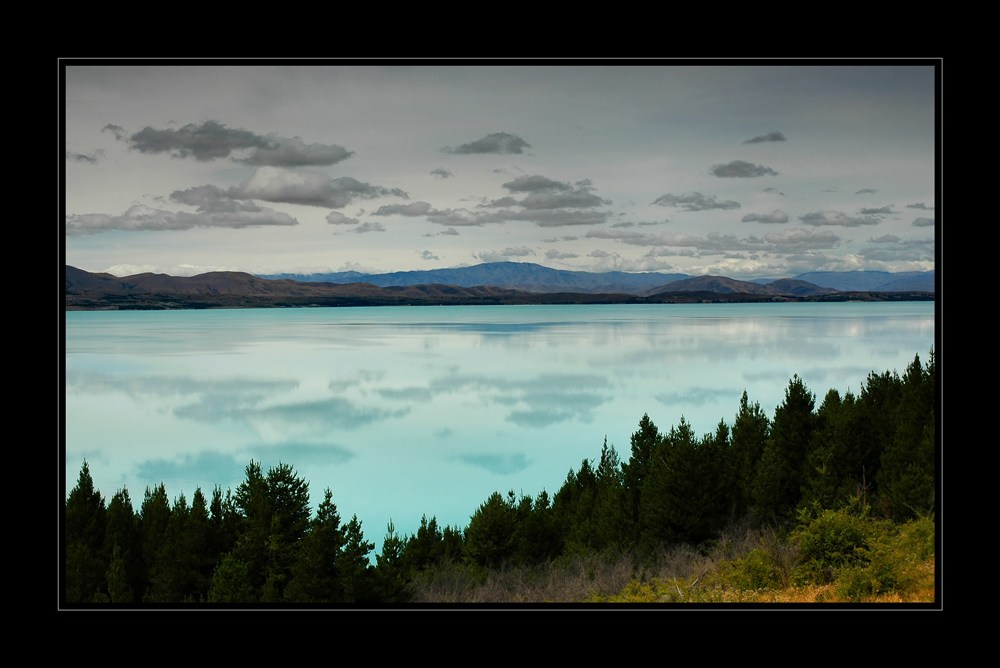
[{"x1": 63, "y1": 62, "x2": 938, "y2": 281}]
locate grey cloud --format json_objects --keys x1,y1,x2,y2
[
  {"x1": 326, "y1": 211, "x2": 360, "y2": 225},
  {"x1": 66, "y1": 203, "x2": 298, "y2": 236},
  {"x1": 351, "y1": 222, "x2": 386, "y2": 233},
  {"x1": 101, "y1": 123, "x2": 127, "y2": 141},
  {"x1": 859, "y1": 206, "x2": 894, "y2": 215},
  {"x1": 588, "y1": 252, "x2": 676, "y2": 272},
  {"x1": 231, "y1": 167, "x2": 407, "y2": 209},
  {"x1": 799, "y1": 211, "x2": 881, "y2": 227},
  {"x1": 856, "y1": 188, "x2": 877, "y2": 194},
  {"x1": 423, "y1": 227, "x2": 460, "y2": 237},
  {"x1": 763, "y1": 228, "x2": 841, "y2": 251},
  {"x1": 741, "y1": 210, "x2": 789, "y2": 224},
  {"x1": 912, "y1": 217, "x2": 935, "y2": 227},
  {"x1": 711, "y1": 160, "x2": 778, "y2": 178},
  {"x1": 545, "y1": 249, "x2": 578, "y2": 260},
  {"x1": 170, "y1": 184, "x2": 295, "y2": 218},
  {"x1": 372, "y1": 201, "x2": 433, "y2": 216},
  {"x1": 418, "y1": 250, "x2": 440, "y2": 260},
  {"x1": 479, "y1": 196, "x2": 521, "y2": 208},
  {"x1": 502, "y1": 175, "x2": 572, "y2": 192},
  {"x1": 743, "y1": 131, "x2": 786, "y2": 144},
  {"x1": 426, "y1": 208, "x2": 499, "y2": 227},
  {"x1": 66, "y1": 149, "x2": 104, "y2": 164},
  {"x1": 519, "y1": 190, "x2": 609, "y2": 210},
  {"x1": 126, "y1": 120, "x2": 352, "y2": 166},
  {"x1": 504, "y1": 209, "x2": 609, "y2": 227},
  {"x1": 428, "y1": 207, "x2": 608, "y2": 228},
  {"x1": 586, "y1": 228, "x2": 703, "y2": 247},
  {"x1": 907, "y1": 203, "x2": 934, "y2": 210},
  {"x1": 444, "y1": 132, "x2": 531, "y2": 154},
  {"x1": 128, "y1": 120, "x2": 269, "y2": 161},
  {"x1": 430, "y1": 168, "x2": 453, "y2": 179},
  {"x1": 856, "y1": 247, "x2": 929, "y2": 261},
  {"x1": 652, "y1": 192, "x2": 741, "y2": 211},
  {"x1": 236, "y1": 136, "x2": 354, "y2": 167},
  {"x1": 868, "y1": 234, "x2": 900, "y2": 243},
  {"x1": 477, "y1": 247, "x2": 536, "y2": 262},
  {"x1": 587, "y1": 226, "x2": 839, "y2": 254}
]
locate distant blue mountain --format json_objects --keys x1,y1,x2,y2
[
  {"x1": 260, "y1": 263, "x2": 934, "y2": 295},
  {"x1": 790, "y1": 270, "x2": 935, "y2": 293},
  {"x1": 261, "y1": 262, "x2": 691, "y2": 295}
]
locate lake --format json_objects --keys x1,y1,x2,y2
[{"x1": 64, "y1": 302, "x2": 935, "y2": 551}]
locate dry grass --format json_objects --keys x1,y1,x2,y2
[{"x1": 405, "y1": 515, "x2": 936, "y2": 605}]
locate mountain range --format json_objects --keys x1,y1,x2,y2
[
  {"x1": 65, "y1": 263, "x2": 935, "y2": 311},
  {"x1": 261, "y1": 263, "x2": 935, "y2": 295}
]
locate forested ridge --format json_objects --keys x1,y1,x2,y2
[{"x1": 64, "y1": 349, "x2": 936, "y2": 605}]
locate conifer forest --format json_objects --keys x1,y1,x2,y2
[{"x1": 63, "y1": 350, "x2": 937, "y2": 605}]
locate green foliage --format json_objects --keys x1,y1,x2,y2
[
  {"x1": 592, "y1": 439, "x2": 628, "y2": 551},
  {"x1": 877, "y1": 351, "x2": 936, "y2": 522},
  {"x1": 340, "y1": 514, "x2": 375, "y2": 603},
  {"x1": 138, "y1": 483, "x2": 171, "y2": 602},
  {"x1": 754, "y1": 375, "x2": 817, "y2": 522},
  {"x1": 622, "y1": 414, "x2": 661, "y2": 544},
  {"x1": 793, "y1": 507, "x2": 879, "y2": 585},
  {"x1": 65, "y1": 460, "x2": 108, "y2": 603},
  {"x1": 106, "y1": 543, "x2": 134, "y2": 604},
  {"x1": 833, "y1": 515, "x2": 935, "y2": 601},
  {"x1": 730, "y1": 392, "x2": 769, "y2": 517},
  {"x1": 720, "y1": 549, "x2": 784, "y2": 592},
  {"x1": 465, "y1": 491, "x2": 518, "y2": 568},
  {"x1": 376, "y1": 520, "x2": 411, "y2": 602},
  {"x1": 284, "y1": 488, "x2": 345, "y2": 603},
  {"x1": 641, "y1": 417, "x2": 715, "y2": 548},
  {"x1": 207, "y1": 553, "x2": 256, "y2": 603}
]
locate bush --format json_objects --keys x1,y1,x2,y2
[
  {"x1": 793, "y1": 508, "x2": 877, "y2": 585},
  {"x1": 724, "y1": 549, "x2": 784, "y2": 591}
]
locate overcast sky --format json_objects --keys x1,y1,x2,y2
[{"x1": 63, "y1": 63, "x2": 937, "y2": 280}]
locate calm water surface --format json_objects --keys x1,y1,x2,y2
[{"x1": 64, "y1": 302, "x2": 935, "y2": 548}]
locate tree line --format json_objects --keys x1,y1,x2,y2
[{"x1": 64, "y1": 349, "x2": 935, "y2": 604}]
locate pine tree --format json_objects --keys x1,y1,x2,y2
[
  {"x1": 730, "y1": 391, "x2": 770, "y2": 518},
  {"x1": 622, "y1": 414, "x2": 661, "y2": 544},
  {"x1": 340, "y1": 514, "x2": 375, "y2": 603},
  {"x1": 65, "y1": 460, "x2": 107, "y2": 603},
  {"x1": 878, "y1": 351, "x2": 936, "y2": 521},
  {"x1": 593, "y1": 438, "x2": 627, "y2": 550},
  {"x1": 641, "y1": 417, "x2": 712, "y2": 548},
  {"x1": 103, "y1": 487, "x2": 139, "y2": 602},
  {"x1": 375, "y1": 520, "x2": 410, "y2": 602},
  {"x1": 284, "y1": 488, "x2": 345, "y2": 603},
  {"x1": 517, "y1": 490, "x2": 561, "y2": 564},
  {"x1": 105, "y1": 543, "x2": 133, "y2": 604},
  {"x1": 138, "y1": 483, "x2": 171, "y2": 602},
  {"x1": 464, "y1": 491, "x2": 518, "y2": 568},
  {"x1": 754, "y1": 375, "x2": 817, "y2": 522}
]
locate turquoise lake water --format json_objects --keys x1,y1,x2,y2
[{"x1": 64, "y1": 302, "x2": 936, "y2": 550}]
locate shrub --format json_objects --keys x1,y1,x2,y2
[
  {"x1": 724, "y1": 549, "x2": 784, "y2": 591},
  {"x1": 793, "y1": 508, "x2": 876, "y2": 585}
]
